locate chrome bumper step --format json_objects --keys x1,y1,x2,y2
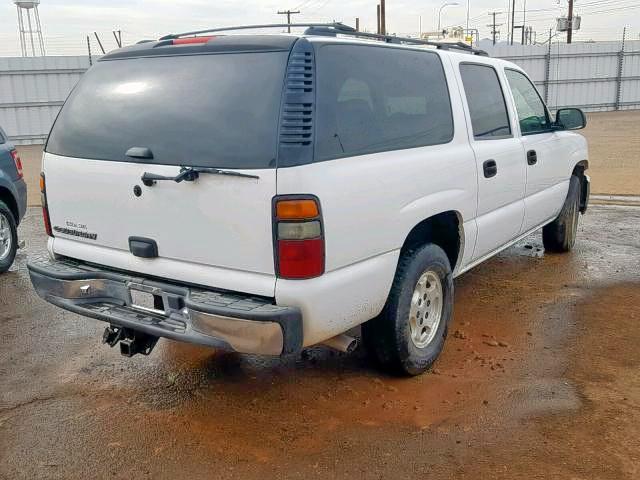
[{"x1": 28, "y1": 254, "x2": 303, "y2": 356}]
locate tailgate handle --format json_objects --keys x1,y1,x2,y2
[
  {"x1": 126, "y1": 147, "x2": 154, "y2": 160},
  {"x1": 129, "y1": 237, "x2": 158, "y2": 259}
]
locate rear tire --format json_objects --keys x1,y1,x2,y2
[
  {"x1": 0, "y1": 200, "x2": 18, "y2": 274},
  {"x1": 543, "y1": 175, "x2": 581, "y2": 253},
  {"x1": 362, "y1": 243, "x2": 454, "y2": 376}
]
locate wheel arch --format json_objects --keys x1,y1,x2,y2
[
  {"x1": 0, "y1": 186, "x2": 19, "y2": 224},
  {"x1": 571, "y1": 160, "x2": 590, "y2": 213},
  {"x1": 399, "y1": 210, "x2": 463, "y2": 272},
  {"x1": 572, "y1": 159, "x2": 589, "y2": 175}
]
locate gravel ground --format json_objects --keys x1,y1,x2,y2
[{"x1": 1, "y1": 205, "x2": 639, "y2": 479}]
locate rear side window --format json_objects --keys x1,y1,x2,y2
[
  {"x1": 315, "y1": 45, "x2": 453, "y2": 161},
  {"x1": 460, "y1": 63, "x2": 511, "y2": 140},
  {"x1": 505, "y1": 69, "x2": 551, "y2": 134},
  {"x1": 46, "y1": 52, "x2": 289, "y2": 169}
]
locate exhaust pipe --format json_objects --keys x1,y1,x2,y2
[{"x1": 322, "y1": 334, "x2": 358, "y2": 353}]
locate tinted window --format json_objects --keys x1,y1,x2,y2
[
  {"x1": 0, "y1": 128, "x2": 6, "y2": 144},
  {"x1": 460, "y1": 64, "x2": 511, "y2": 139},
  {"x1": 46, "y1": 52, "x2": 289, "y2": 169},
  {"x1": 505, "y1": 69, "x2": 551, "y2": 134},
  {"x1": 315, "y1": 45, "x2": 453, "y2": 161}
]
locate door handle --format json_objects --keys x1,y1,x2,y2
[
  {"x1": 527, "y1": 150, "x2": 538, "y2": 165},
  {"x1": 483, "y1": 159, "x2": 498, "y2": 178}
]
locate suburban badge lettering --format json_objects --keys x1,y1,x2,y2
[{"x1": 53, "y1": 225, "x2": 98, "y2": 240}]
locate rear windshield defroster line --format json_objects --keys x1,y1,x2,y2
[{"x1": 46, "y1": 52, "x2": 289, "y2": 169}]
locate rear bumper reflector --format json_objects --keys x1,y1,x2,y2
[{"x1": 27, "y1": 254, "x2": 303, "y2": 356}]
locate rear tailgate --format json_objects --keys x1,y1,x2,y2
[{"x1": 43, "y1": 45, "x2": 290, "y2": 297}]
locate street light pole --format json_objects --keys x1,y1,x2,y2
[
  {"x1": 466, "y1": 0, "x2": 470, "y2": 31},
  {"x1": 438, "y1": 1, "x2": 459, "y2": 33}
]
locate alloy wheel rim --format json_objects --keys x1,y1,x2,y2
[
  {"x1": 409, "y1": 270, "x2": 443, "y2": 349},
  {"x1": 0, "y1": 212, "x2": 12, "y2": 261}
]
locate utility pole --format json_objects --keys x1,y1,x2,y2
[
  {"x1": 566, "y1": 0, "x2": 574, "y2": 43},
  {"x1": 506, "y1": 0, "x2": 510, "y2": 45},
  {"x1": 487, "y1": 11, "x2": 502, "y2": 45},
  {"x1": 380, "y1": 0, "x2": 386, "y2": 35},
  {"x1": 376, "y1": 4, "x2": 381, "y2": 34},
  {"x1": 277, "y1": 9, "x2": 300, "y2": 33},
  {"x1": 355, "y1": 17, "x2": 360, "y2": 31},
  {"x1": 510, "y1": 0, "x2": 516, "y2": 45}
]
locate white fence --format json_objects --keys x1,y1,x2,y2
[
  {"x1": 0, "y1": 56, "x2": 89, "y2": 146},
  {"x1": 1, "y1": 39, "x2": 640, "y2": 145},
  {"x1": 480, "y1": 39, "x2": 640, "y2": 112}
]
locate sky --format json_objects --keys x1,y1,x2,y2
[{"x1": 0, "y1": 0, "x2": 638, "y2": 56}]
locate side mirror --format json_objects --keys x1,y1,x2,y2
[{"x1": 555, "y1": 108, "x2": 586, "y2": 130}]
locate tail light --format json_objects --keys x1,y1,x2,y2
[
  {"x1": 10, "y1": 150, "x2": 23, "y2": 179},
  {"x1": 274, "y1": 197, "x2": 324, "y2": 279},
  {"x1": 40, "y1": 172, "x2": 53, "y2": 237}
]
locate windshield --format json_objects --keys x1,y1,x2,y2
[{"x1": 46, "y1": 51, "x2": 289, "y2": 169}]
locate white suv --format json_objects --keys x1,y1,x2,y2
[{"x1": 28, "y1": 24, "x2": 589, "y2": 376}]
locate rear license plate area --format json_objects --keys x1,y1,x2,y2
[{"x1": 128, "y1": 283, "x2": 165, "y2": 315}]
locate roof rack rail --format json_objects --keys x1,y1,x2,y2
[
  {"x1": 158, "y1": 22, "x2": 488, "y2": 56},
  {"x1": 304, "y1": 25, "x2": 488, "y2": 56},
  {"x1": 159, "y1": 22, "x2": 355, "y2": 41}
]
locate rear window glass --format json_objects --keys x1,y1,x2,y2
[
  {"x1": 459, "y1": 63, "x2": 511, "y2": 139},
  {"x1": 46, "y1": 52, "x2": 289, "y2": 169},
  {"x1": 315, "y1": 45, "x2": 454, "y2": 161}
]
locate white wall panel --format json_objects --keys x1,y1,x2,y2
[
  {"x1": 0, "y1": 56, "x2": 90, "y2": 145},
  {"x1": 1, "y1": 42, "x2": 640, "y2": 146},
  {"x1": 481, "y1": 39, "x2": 640, "y2": 112}
]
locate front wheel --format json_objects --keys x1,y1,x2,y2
[
  {"x1": 0, "y1": 200, "x2": 18, "y2": 273},
  {"x1": 362, "y1": 243, "x2": 454, "y2": 376},
  {"x1": 543, "y1": 175, "x2": 581, "y2": 253}
]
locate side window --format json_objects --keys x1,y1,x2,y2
[
  {"x1": 0, "y1": 129, "x2": 5, "y2": 144},
  {"x1": 459, "y1": 63, "x2": 511, "y2": 140},
  {"x1": 505, "y1": 69, "x2": 551, "y2": 134},
  {"x1": 315, "y1": 45, "x2": 454, "y2": 161}
]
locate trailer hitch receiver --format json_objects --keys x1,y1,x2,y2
[{"x1": 102, "y1": 325, "x2": 159, "y2": 357}]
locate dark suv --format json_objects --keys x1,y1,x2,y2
[{"x1": 0, "y1": 126, "x2": 27, "y2": 272}]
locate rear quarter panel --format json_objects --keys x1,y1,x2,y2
[
  {"x1": 275, "y1": 51, "x2": 478, "y2": 344},
  {"x1": 275, "y1": 141, "x2": 477, "y2": 345}
]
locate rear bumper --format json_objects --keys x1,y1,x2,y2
[{"x1": 27, "y1": 254, "x2": 303, "y2": 356}]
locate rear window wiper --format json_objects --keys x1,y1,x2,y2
[{"x1": 141, "y1": 166, "x2": 259, "y2": 187}]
